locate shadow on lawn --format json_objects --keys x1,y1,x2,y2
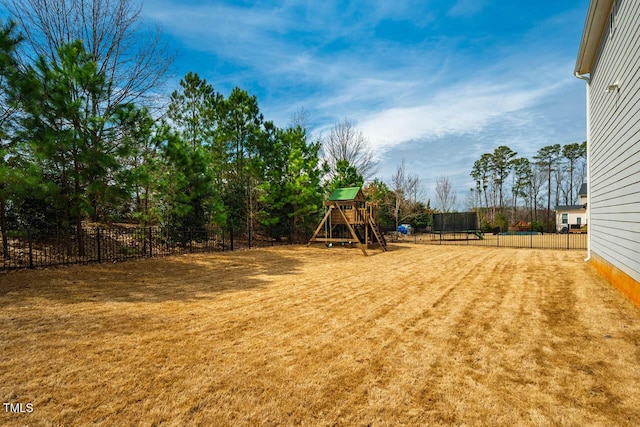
[{"x1": 0, "y1": 248, "x2": 305, "y2": 304}]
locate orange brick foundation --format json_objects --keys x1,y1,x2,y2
[{"x1": 591, "y1": 253, "x2": 640, "y2": 307}]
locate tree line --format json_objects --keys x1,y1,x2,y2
[
  {"x1": 468, "y1": 142, "x2": 587, "y2": 231},
  {"x1": 1, "y1": 0, "x2": 585, "y2": 261},
  {"x1": 0, "y1": 0, "x2": 415, "y2": 260},
  {"x1": 0, "y1": 29, "x2": 325, "y2": 250}
]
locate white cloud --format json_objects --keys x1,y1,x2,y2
[
  {"x1": 355, "y1": 80, "x2": 556, "y2": 154},
  {"x1": 141, "y1": 0, "x2": 587, "y2": 202}
]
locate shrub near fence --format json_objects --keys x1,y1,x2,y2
[{"x1": 0, "y1": 226, "x2": 281, "y2": 271}]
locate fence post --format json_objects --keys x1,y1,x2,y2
[
  {"x1": 149, "y1": 227, "x2": 153, "y2": 258},
  {"x1": 97, "y1": 227, "x2": 101, "y2": 263},
  {"x1": 28, "y1": 229, "x2": 33, "y2": 268},
  {"x1": 567, "y1": 229, "x2": 570, "y2": 250},
  {"x1": 497, "y1": 231, "x2": 500, "y2": 248}
]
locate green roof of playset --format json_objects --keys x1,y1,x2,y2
[{"x1": 328, "y1": 187, "x2": 362, "y2": 201}]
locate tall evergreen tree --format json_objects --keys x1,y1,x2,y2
[
  {"x1": 218, "y1": 87, "x2": 264, "y2": 247},
  {"x1": 490, "y1": 145, "x2": 516, "y2": 211},
  {"x1": 19, "y1": 40, "x2": 131, "y2": 253},
  {"x1": 116, "y1": 105, "x2": 164, "y2": 224},
  {"x1": 259, "y1": 125, "x2": 323, "y2": 241},
  {"x1": 165, "y1": 72, "x2": 224, "y2": 228},
  {"x1": 326, "y1": 159, "x2": 364, "y2": 193},
  {"x1": 534, "y1": 144, "x2": 561, "y2": 231},
  {"x1": 470, "y1": 153, "x2": 492, "y2": 224},
  {"x1": 562, "y1": 141, "x2": 587, "y2": 204},
  {"x1": 511, "y1": 157, "x2": 532, "y2": 219},
  {"x1": 168, "y1": 72, "x2": 222, "y2": 150},
  {"x1": 0, "y1": 19, "x2": 22, "y2": 258},
  {"x1": 158, "y1": 127, "x2": 213, "y2": 228}
]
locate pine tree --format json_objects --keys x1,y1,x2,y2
[
  {"x1": 534, "y1": 144, "x2": 562, "y2": 231},
  {"x1": 258, "y1": 125, "x2": 322, "y2": 241},
  {"x1": 491, "y1": 145, "x2": 517, "y2": 211},
  {"x1": 562, "y1": 141, "x2": 587, "y2": 204},
  {"x1": 326, "y1": 160, "x2": 364, "y2": 193},
  {"x1": 165, "y1": 72, "x2": 224, "y2": 228},
  {"x1": 19, "y1": 40, "x2": 129, "y2": 253},
  {"x1": 218, "y1": 88, "x2": 264, "y2": 247},
  {"x1": 0, "y1": 19, "x2": 22, "y2": 258}
]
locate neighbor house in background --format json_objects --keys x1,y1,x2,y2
[
  {"x1": 555, "y1": 183, "x2": 588, "y2": 233},
  {"x1": 575, "y1": 0, "x2": 640, "y2": 304}
]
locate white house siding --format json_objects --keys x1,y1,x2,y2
[
  {"x1": 588, "y1": 0, "x2": 640, "y2": 284},
  {"x1": 555, "y1": 208, "x2": 587, "y2": 232}
]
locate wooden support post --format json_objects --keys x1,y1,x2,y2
[
  {"x1": 364, "y1": 203, "x2": 369, "y2": 248},
  {"x1": 365, "y1": 218, "x2": 369, "y2": 248},
  {"x1": 308, "y1": 206, "x2": 333, "y2": 245}
]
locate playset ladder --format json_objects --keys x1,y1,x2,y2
[{"x1": 369, "y1": 218, "x2": 387, "y2": 251}]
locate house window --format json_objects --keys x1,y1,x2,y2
[
  {"x1": 609, "y1": 0, "x2": 620, "y2": 37},
  {"x1": 562, "y1": 213, "x2": 568, "y2": 224},
  {"x1": 577, "y1": 217, "x2": 582, "y2": 226}
]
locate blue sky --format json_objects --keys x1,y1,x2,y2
[
  {"x1": 10, "y1": 0, "x2": 592, "y2": 205},
  {"x1": 140, "y1": 0, "x2": 590, "y2": 204}
]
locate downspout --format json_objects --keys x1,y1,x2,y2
[{"x1": 574, "y1": 71, "x2": 591, "y2": 261}]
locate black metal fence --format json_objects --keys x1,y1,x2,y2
[
  {"x1": 2, "y1": 225, "x2": 588, "y2": 271},
  {"x1": 394, "y1": 230, "x2": 587, "y2": 250},
  {"x1": 1, "y1": 226, "x2": 284, "y2": 271}
]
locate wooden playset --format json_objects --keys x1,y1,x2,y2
[{"x1": 308, "y1": 187, "x2": 387, "y2": 256}]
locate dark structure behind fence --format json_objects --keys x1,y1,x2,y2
[
  {"x1": 1, "y1": 226, "x2": 282, "y2": 271},
  {"x1": 432, "y1": 212, "x2": 478, "y2": 233}
]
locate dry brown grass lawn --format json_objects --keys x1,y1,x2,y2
[{"x1": 2, "y1": 244, "x2": 640, "y2": 426}]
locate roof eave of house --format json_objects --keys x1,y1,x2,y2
[
  {"x1": 555, "y1": 205, "x2": 587, "y2": 211},
  {"x1": 575, "y1": 0, "x2": 615, "y2": 76},
  {"x1": 578, "y1": 183, "x2": 588, "y2": 196}
]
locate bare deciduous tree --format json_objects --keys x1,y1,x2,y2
[
  {"x1": 323, "y1": 117, "x2": 378, "y2": 181},
  {"x1": 528, "y1": 165, "x2": 546, "y2": 222},
  {"x1": 435, "y1": 175, "x2": 457, "y2": 233},
  {"x1": 435, "y1": 175, "x2": 457, "y2": 213},
  {"x1": 2, "y1": 0, "x2": 173, "y2": 240},
  {"x1": 2, "y1": 0, "x2": 172, "y2": 111},
  {"x1": 390, "y1": 159, "x2": 421, "y2": 237},
  {"x1": 465, "y1": 188, "x2": 477, "y2": 213},
  {"x1": 290, "y1": 107, "x2": 310, "y2": 131}
]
